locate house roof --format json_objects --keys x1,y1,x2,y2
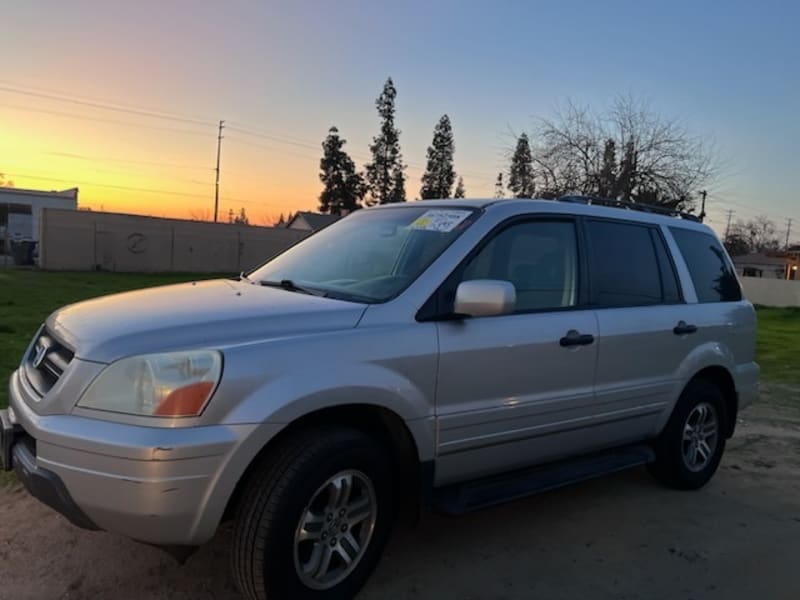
[
  {"x1": 0, "y1": 186, "x2": 78, "y2": 201},
  {"x1": 732, "y1": 253, "x2": 788, "y2": 267},
  {"x1": 288, "y1": 211, "x2": 341, "y2": 230}
]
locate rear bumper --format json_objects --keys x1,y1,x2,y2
[{"x1": 7, "y1": 369, "x2": 267, "y2": 545}]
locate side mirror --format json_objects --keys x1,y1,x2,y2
[{"x1": 453, "y1": 279, "x2": 516, "y2": 318}]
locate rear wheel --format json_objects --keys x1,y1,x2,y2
[
  {"x1": 232, "y1": 427, "x2": 394, "y2": 600},
  {"x1": 649, "y1": 379, "x2": 727, "y2": 490}
]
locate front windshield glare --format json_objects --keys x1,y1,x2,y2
[{"x1": 249, "y1": 206, "x2": 478, "y2": 303}]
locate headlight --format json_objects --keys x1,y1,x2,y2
[{"x1": 77, "y1": 350, "x2": 222, "y2": 417}]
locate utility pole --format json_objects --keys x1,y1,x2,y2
[
  {"x1": 785, "y1": 218, "x2": 793, "y2": 250},
  {"x1": 724, "y1": 209, "x2": 734, "y2": 240},
  {"x1": 699, "y1": 190, "x2": 707, "y2": 222},
  {"x1": 214, "y1": 120, "x2": 225, "y2": 223}
]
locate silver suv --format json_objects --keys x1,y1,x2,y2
[{"x1": 1, "y1": 198, "x2": 759, "y2": 600}]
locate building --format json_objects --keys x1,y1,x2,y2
[
  {"x1": 733, "y1": 252, "x2": 800, "y2": 280},
  {"x1": 1, "y1": 187, "x2": 79, "y2": 252},
  {"x1": 285, "y1": 211, "x2": 342, "y2": 232}
]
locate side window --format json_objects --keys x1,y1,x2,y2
[
  {"x1": 651, "y1": 229, "x2": 682, "y2": 303},
  {"x1": 670, "y1": 228, "x2": 742, "y2": 302},
  {"x1": 585, "y1": 220, "x2": 662, "y2": 307},
  {"x1": 461, "y1": 220, "x2": 578, "y2": 312}
]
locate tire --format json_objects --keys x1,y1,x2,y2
[
  {"x1": 648, "y1": 379, "x2": 728, "y2": 490},
  {"x1": 231, "y1": 427, "x2": 394, "y2": 600}
]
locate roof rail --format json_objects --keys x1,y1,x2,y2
[{"x1": 557, "y1": 195, "x2": 702, "y2": 223}]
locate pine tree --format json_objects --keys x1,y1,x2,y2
[
  {"x1": 227, "y1": 208, "x2": 235, "y2": 223},
  {"x1": 508, "y1": 134, "x2": 535, "y2": 198},
  {"x1": 597, "y1": 139, "x2": 617, "y2": 198},
  {"x1": 319, "y1": 126, "x2": 365, "y2": 215},
  {"x1": 233, "y1": 208, "x2": 249, "y2": 225},
  {"x1": 389, "y1": 169, "x2": 406, "y2": 204},
  {"x1": 420, "y1": 114, "x2": 456, "y2": 199},
  {"x1": 494, "y1": 172, "x2": 504, "y2": 198},
  {"x1": 365, "y1": 78, "x2": 406, "y2": 205},
  {"x1": 453, "y1": 176, "x2": 466, "y2": 198}
]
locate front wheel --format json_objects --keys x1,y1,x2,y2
[
  {"x1": 649, "y1": 379, "x2": 727, "y2": 490},
  {"x1": 232, "y1": 427, "x2": 394, "y2": 600}
]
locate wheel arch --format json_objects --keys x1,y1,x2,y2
[
  {"x1": 687, "y1": 365, "x2": 738, "y2": 438},
  {"x1": 223, "y1": 403, "x2": 426, "y2": 524}
]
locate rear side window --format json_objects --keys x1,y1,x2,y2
[
  {"x1": 585, "y1": 220, "x2": 662, "y2": 307},
  {"x1": 670, "y1": 228, "x2": 742, "y2": 302}
]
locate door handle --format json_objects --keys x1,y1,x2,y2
[
  {"x1": 673, "y1": 321, "x2": 698, "y2": 335},
  {"x1": 560, "y1": 330, "x2": 595, "y2": 347}
]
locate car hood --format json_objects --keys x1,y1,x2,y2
[{"x1": 46, "y1": 279, "x2": 368, "y2": 362}]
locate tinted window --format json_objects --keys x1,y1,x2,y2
[
  {"x1": 670, "y1": 228, "x2": 742, "y2": 302},
  {"x1": 461, "y1": 220, "x2": 578, "y2": 311},
  {"x1": 651, "y1": 229, "x2": 682, "y2": 303},
  {"x1": 585, "y1": 220, "x2": 662, "y2": 307}
]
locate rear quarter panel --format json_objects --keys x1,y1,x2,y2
[{"x1": 652, "y1": 300, "x2": 757, "y2": 435}]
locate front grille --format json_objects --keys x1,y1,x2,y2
[{"x1": 23, "y1": 330, "x2": 74, "y2": 397}]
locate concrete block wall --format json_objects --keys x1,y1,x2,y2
[
  {"x1": 740, "y1": 277, "x2": 800, "y2": 307},
  {"x1": 39, "y1": 208, "x2": 306, "y2": 273}
]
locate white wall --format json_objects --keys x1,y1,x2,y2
[
  {"x1": 1, "y1": 189, "x2": 78, "y2": 242},
  {"x1": 740, "y1": 277, "x2": 800, "y2": 307}
]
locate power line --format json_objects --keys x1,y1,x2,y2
[
  {"x1": 3, "y1": 172, "x2": 215, "y2": 200},
  {"x1": 2, "y1": 83, "x2": 498, "y2": 185},
  {"x1": 44, "y1": 152, "x2": 212, "y2": 171},
  {"x1": 226, "y1": 124, "x2": 326, "y2": 151},
  {"x1": 0, "y1": 84, "x2": 216, "y2": 127},
  {"x1": 227, "y1": 124, "x2": 498, "y2": 181},
  {"x1": 708, "y1": 193, "x2": 798, "y2": 224},
  {"x1": 0, "y1": 102, "x2": 214, "y2": 137},
  {"x1": 4, "y1": 160, "x2": 213, "y2": 188},
  {"x1": 0, "y1": 82, "x2": 496, "y2": 202}
]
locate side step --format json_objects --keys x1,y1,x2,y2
[{"x1": 431, "y1": 444, "x2": 655, "y2": 515}]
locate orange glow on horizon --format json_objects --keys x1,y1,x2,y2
[{"x1": 0, "y1": 102, "x2": 322, "y2": 225}]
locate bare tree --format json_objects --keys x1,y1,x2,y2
[
  {"x1": 189, "y1": 208, "x2": 212, "y2": 221},
  {"x1": 728, "y1": 216, "x2": 780, "y2": 254},
  {"x1": 523, "y1": 97, "x2": 718, "y2": 209}
]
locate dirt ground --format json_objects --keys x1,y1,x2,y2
[{"x1": 1, "y1": 386, "x2": 799, "y2": 600}]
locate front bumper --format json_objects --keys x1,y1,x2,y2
[
  {"x1": 1, "y1": 415, "x2": 98, "y2": 531},
  {"x1": 7, "y1": 369, "x2": 267, "y2": 545}
]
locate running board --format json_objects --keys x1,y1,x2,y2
[{"x1": 431, "y1": 444, "x2": 655, "y2": 515}]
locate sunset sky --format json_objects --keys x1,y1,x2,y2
[{"x1": 1, "y1": 0, "x2": 798, "y2": 235}]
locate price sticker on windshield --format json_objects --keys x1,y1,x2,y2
[{"x1": 410, "y1": 209, "x2": 472, "y2": 232}]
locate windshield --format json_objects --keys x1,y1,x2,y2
[{"x1": 249, "y1": 206, "x2": 479, "y2": 303}]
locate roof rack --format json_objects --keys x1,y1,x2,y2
[{"x1": 557, "y1": 195, "x2": 702, "y2": 223}]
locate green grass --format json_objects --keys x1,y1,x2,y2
[
  {"x1": 755, "y1": 306, "x2": 800, "y2": 387},
  {"x1": 0, "y1": 270, "x2": 226, "y2": 409}
]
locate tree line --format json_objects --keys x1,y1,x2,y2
[
  {"x1": 723, "y1": 215, "x2": 788, "y2": 256},
  {"x1": 316, "y1": 78, "x2": 473, "y2": 214},
  {"x1": 318, "y1": 79, "x2": 719, "y2": 215}
]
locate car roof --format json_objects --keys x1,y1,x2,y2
[{"x1": 369, "y1": 198, "x2": 713, "y2": 234}]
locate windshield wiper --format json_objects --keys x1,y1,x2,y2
[{"x1": 259, "y1": 279, "x2": 326, "y2": 296}]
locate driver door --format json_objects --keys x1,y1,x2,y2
[{"x1": 433, "y1": 217, "x2": 601, "y2": 485}]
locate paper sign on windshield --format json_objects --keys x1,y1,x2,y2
[{"x1": 410, "y1": 209, "x2": 471, "y2": 232}]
